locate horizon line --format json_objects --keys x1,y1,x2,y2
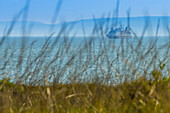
[{"x1": 0, "y1": 15, "x2": 170, "y2": 25}]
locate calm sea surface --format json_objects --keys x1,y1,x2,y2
[{"x1": 0, "y1": 36, "x2": 169, "y2": 83}]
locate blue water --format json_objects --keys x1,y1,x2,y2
[{"x1": 0, "y1": 36, "x2": 169, "y2": 84}]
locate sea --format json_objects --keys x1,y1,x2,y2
[{"x1": 0, "y1": 36, "x2": 169, "y2": 84}]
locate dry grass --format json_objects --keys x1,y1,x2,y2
[{"x1": 0, "y1": 75, "x2": 170, "y2": 113}]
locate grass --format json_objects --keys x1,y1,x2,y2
[
  {"x1": 0, "y1": 67, "x2": 170, "y2": 113},
  {"x1": 0, "y1": 0, "x2": 170, "y2": 112}
]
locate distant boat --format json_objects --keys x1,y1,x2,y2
[{"x1": 106, "y1": 25, "x2": 133, "y2": 39}]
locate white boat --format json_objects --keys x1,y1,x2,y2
[{"x1": 106, "y1": 25, "x2": 133, "y2": 39}]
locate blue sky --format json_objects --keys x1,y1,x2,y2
[{"x1": 0, "y1": 0, "x2": 170, "y2": 23}]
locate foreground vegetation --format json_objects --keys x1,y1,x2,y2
[{"x1": 0, "y1": 68, "x2": 170, "y2": 113}]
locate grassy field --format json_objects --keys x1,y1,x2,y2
[{"x1": 0, "y1": 69, "x2": 170, "y2": 113}]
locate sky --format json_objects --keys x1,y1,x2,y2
[{"x1": 0, "y1": 0, "x2": 170, "y2": 23}]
